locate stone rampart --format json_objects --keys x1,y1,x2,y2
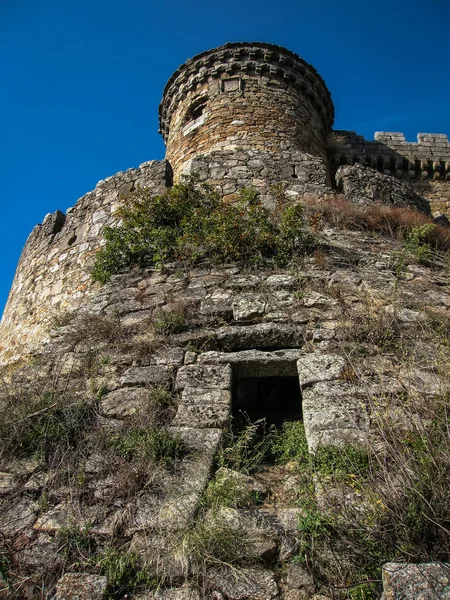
[
  {"x1": 336, "y1": 163, "x2": 431, "y2": 215},
  {"x1": 332, "y1": 130, "x2": 450, "y2": 180},
  {"x1": 0, "y1": 160, "x2": 170, "y2": 364}
]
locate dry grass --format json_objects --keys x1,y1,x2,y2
[{"x1": 304, "y1": 195, "x2": 450, "y2": 251}]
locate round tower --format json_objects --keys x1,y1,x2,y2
[{"x1": 159, "y1": 41, "x2": 334, "y2": 180}]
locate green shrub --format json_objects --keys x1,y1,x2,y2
[
  {"x1": 139, "y1": 385, "x2": 176, "y2": 426},
  {"x1": 95, "y1": 547, "x2": 155, "y2": 600},
  {"x1": 92, "y1": 180, "x2": 315, "y2": 283},
  {"x1": 182, "y1": 512, "x2": 249, "y2": 571},
  {"x1": 57, "y1": 524, "x2": 96, "y2": 561},
  {"x1": 0, "y1": 553, "x2": 11, "y2": 590},
  {"x1": 403, "y1": 223, "x2": 437, "y2": 265},
  {"x1": 106, "y1": 427, "x2": 187, "y2": 467},
  {"x1": 271, "y1": 420, "x2": 309, "y2": 468},
  {"x1": 204, "y1": 469, "x2": 261, "y2": 509},
  {"x1": 312, "y1": 444, "x2": 371, "y2": 482},
  {"x1": 152, "y1": 304, "x2": 188, "y2": 335}
]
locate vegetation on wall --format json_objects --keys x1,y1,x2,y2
[{"x1": 91, "y1": 178, "x2": 315, "y2": 283}]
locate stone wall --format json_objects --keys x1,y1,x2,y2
[
  {"x1": 330, "y1": 130, "x2": 450, "y2": 215},
  {"x1": 159, "y1": 42, "x2": 334, "y2": 180},
  {"x1": 331, "y1": 130, "x2": 450, "y2": 180},
  {"x1": 2, "y1": 224, "x2": 450, "y2": 598},
  {"x1": 181, "y1": 148, "x2": 332, "y2": 206},
  {"x1": 336, "y1": 163, "x2": 431, "y2": 215},
  {"x1": 0, "y1": 160, "x2": 170, "y2": 364}
]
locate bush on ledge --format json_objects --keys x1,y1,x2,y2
[{"x1": 91, "y1": 178, "x2": 315, "y2": 283}]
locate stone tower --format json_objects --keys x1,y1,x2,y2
[{"x1": 159, "y1": 42, "x2": 334, "y2": 181}]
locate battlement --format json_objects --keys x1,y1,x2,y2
[
  {"x1": 159, "y1": 41, "x2": 334, "y2": 141},
  {"x1": 332, "y1": 130, "x2": 450, "y2": 180}
]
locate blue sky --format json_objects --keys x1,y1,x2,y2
[{"x1": 1, "y1": 0, "x2": 450, "y2": 316}]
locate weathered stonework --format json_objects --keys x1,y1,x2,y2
[
  {"x1": 0, "y1": 160, "x2": 170, "y2": 363},
  {"x1": 1, "y1": 45, "x2": 450, "y2": 598},
  {"x1": 159, "y1": 42, "x2": 334, "y2": 180},
  {"x1": 336, "y1": 163, "x2": 431, "y2": 215},
  {"x1": 1, "y1": 224, "x2": 450, "y2": 598},
  {"x1": 331, "y1": 130, "x2": 450, "y2": 181},
  {"x1": 181, "y1": 148, "x2": 331, "y2": 207},
  {"x1": 1, "y1": 41, "x2": 449, "y2": 364}
]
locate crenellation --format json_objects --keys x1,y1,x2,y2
[{"x1": 331, "y1": 129, "x2": 450, "y2": 190}]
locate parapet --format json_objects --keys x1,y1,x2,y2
[
  {"x1": 159, "y1": 42, "x2": 335, "y2": 179},
  {"x1": 332, "y1": 130, "x2": 450, "y2": 180}
]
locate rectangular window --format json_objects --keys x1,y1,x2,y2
[{"x1": 222, "y1": 78, "x2": 241, "y2": 93}]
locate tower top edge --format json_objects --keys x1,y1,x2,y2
[{"x1": 158, "y1": 41, "x2": 334, "y2": 135}]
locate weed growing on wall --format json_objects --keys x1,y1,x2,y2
[
  {"x1": 105, "y1": 427, "x2": 188, "y2": 468},
  {"x1": 303, "y1": 196, "x2": 450, "y2": 265},
  {"x1": 92, "y1": 178, "x2": 315, "y2": 283},
  {"x1": 217, "y1": 419, "x2": 274, "y2": 474},
  {"x1": 0, "y1": 388, "x2": 98, "y2": 463},
  {"x1": 94, "y1": 547, "x2": 155, "y2": 600}
]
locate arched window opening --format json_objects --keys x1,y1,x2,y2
[{"x1": 183, "y1": 96, "x2": 208, "y2": 125}]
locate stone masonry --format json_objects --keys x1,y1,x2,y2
[
  {"x1": 159, "y1": 42, "x2": 334, "y2": 180},
  {"x1": 0, "y1": 42, "x2": 450, "y2": 362},
  {"x1": 1, "y1": 41, "x2": 449, "y2": 363},
  {"x1": 1, "y1": 41, "x2": 450, "y2": 600}
]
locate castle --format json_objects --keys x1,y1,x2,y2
[
  {"x1": 1, "y1": 41, "x2": 449, "y2": 364},
  {"x1": 1, "y1": 43, "x2": 449, "y2": 600}
]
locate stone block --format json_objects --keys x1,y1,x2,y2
[
  {"x1": 175, "y1": 364, "x2": 232, "y2": 391},
  {"x1": 233, "y1": 296, "x2": 266, "y2": 322},
  {"x1": 55, "y1": 573, "x2": 108, "y2": 600},
  {"x1": 120, "y1": 365, "x2": 173, "y2": 387},
  {"x1": 207, "y1": 566, "x2": 278, "y2": 600},
  {"x1": 297, "y1": 353, "x2": 346, "y2": 387},
  {"x1": 100, "y1": 387, "x2": 151, "y2": 418},
  {"x1": 336, "y1": 163, "x2": 431, "y2": 215},
  {"x1": 302, "y1": 381, "x2": 369, "y2": 452},
  {"x1": 382, "y1": 562, "x2": 450, "y2": 599},
  {"x1": 217, "y1": 322, "x2": 305, "y2": 350}
]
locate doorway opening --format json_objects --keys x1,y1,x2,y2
[{"x1": 232, "y1": 375, "x2": 302, "y2": 428}]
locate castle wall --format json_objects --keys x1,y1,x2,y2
[
  {"x1": 159, "y1": 42, "x2": 334, "y2": 180},
  {"x1": 0, "y1": 161, "x2": 170, "y2": 364},
  {"x1": 331, "y1": 130, "x2": 450, "y2": 213},
  {"x1": 181, "y1": 148, "x2": 331, "y2": 206},
  {"x1": 332, "y1": 131, "x2": 450, "y2": 178}
]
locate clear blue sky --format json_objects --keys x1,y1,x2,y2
[{"x1": 1, "y1": 0, "x2": 450, "y2": 316}]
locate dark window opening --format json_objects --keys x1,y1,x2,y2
[
  {"x1": 415, "y1": 159, "x2": 421, "y2": 178},
  {"x1": 291, "y1": 165, "x2": 298, "y2": 179},
  {"x1": 184, "y1": 96, "x2": 207, "y2": 124},
  {"x1": 377, "y1": 156, "x2": 384, "y2": 173},
  {"x1": 232, "y1": 375, "x2": 302, "y2": 428}
]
